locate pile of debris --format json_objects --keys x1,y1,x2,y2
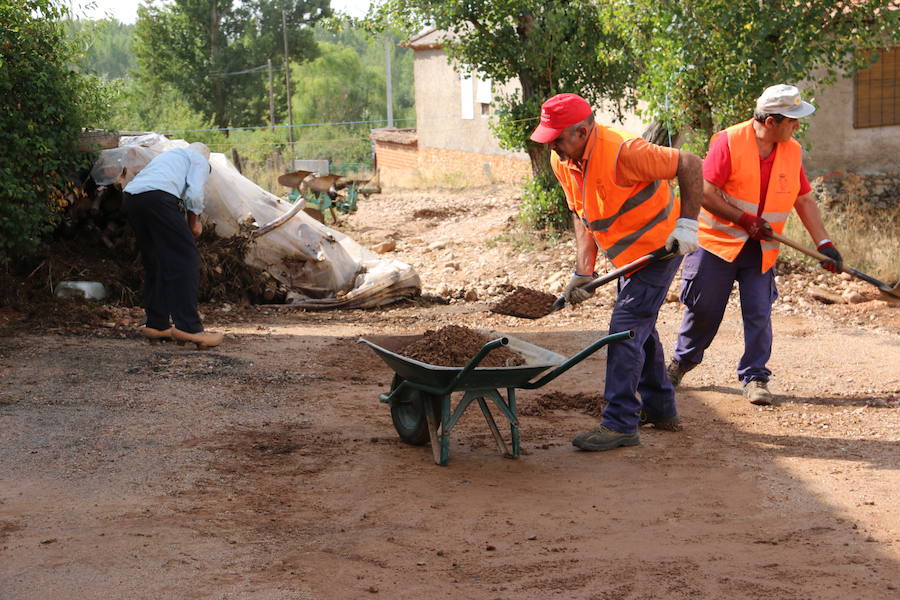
[
  {"x1": 399, "y1": 325, "x2": 526, "y2": 368},
  {"x1": 87, "y1": 134, "x2": 421, "y2": 310}
]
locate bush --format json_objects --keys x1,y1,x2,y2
[
  {"x1": 0, "y1": 0, "x2": 111, "y2": 263},
  {"x1": 518, "y1": 171, "x2": 571, "y2": 231}
]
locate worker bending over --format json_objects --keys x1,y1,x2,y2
[
  {"x1": 123, "y1": 142, "x2": 223, "y2": 349},
  {"x1": 530, "y1": 93, "x2": 703, "y2": 452}
]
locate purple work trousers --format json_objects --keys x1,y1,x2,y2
[
  {"x1": 672, "y1": 242, "x2": 777, "y2": 385},
  {"x1": 601, "y1": 255, "x2": 682, "y2": 434}
]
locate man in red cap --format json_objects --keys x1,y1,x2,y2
[{"x1": 531, "y1": 92, "x2": 704, "y2": 452}]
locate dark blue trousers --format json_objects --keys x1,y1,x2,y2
[
  {"x1": 123, "y1": 190, "x2": 203, "y2": 334},
  {"x1": 673, "y1": 242, "x2": 776, "y2": 385},
  {"x1": 601, "y1": 256, "x2": 682, "y2": 434}
]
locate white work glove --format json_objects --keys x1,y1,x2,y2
[
  {"x1": 563, "y1": 273, "x2": 596, "y2": 305},
  {"x1": 665, "y1": 217, "x2": 699, "y2": 255}
]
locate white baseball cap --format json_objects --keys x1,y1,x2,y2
[{"x1": 756, "y1": 84, "x2": 815, "y2": 118}]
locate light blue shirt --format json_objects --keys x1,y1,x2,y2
[{"x1": 123, "y1": 147, "x2": 210, "y2": 215}]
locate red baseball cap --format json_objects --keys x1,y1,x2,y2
[{"x1": 530, "y1": 93, "x2": 593, "y2": 143}]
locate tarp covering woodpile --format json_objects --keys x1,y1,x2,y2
[{"x1": 90, "y1": 134, "x2": 421, "y2": 309}]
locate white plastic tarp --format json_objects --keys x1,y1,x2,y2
[{"x1": 90, "y1": 135, "x2": 421, "y2": 308}]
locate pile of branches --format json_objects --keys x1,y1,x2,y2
[{"x1": 0, "y1": 183, "x2": 289, "y2": 313}]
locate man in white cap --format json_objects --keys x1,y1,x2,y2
[
  {"x1": 122, "y1": 142, "x2": 223, "y2": 349},
  {"x1": 667, "y1": 84, "x2": 841, "y2": 405}
]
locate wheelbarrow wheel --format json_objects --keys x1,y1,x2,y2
[{"x1": 389, "y1": 375, "x2": 442, "y2": 446}]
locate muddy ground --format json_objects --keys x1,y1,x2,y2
[{"x1": 1, "y1": 184, "x2": 898, "y2": 599}]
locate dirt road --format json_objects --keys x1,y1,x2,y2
[{"x1": 1, "y1": 185, "x2": 898, "y2": 599}]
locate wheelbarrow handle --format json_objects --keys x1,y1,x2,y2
[
  {"x1": 549, "y1": 244, "x2": 676, "y2": 314},
  {"x1": 521, "y1": 330, "x2": 635, "y2": 390},
  {"x1": 441, "y1": 337, "x2": 509, "y2": 395}
]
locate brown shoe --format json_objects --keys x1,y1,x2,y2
[
  {"x1": 172, "y1": 328, "x2": 223, "y2": 350},
  {"x1": 141, "y1": 326, "x2": 173, "y2": 342},
  {"x1": 744, "y1": 380, "x2": 773, "y2": 406}
]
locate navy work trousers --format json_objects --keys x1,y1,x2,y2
[
  {"x1": 601, "y1": 255, "x2": 682, "y2": 434},
  {"x1": 672, "y1": 242, "x2": 776, "y2": 385},
  {"x1": 123, "y1": 190, "x2": 203, "y2": 334}
]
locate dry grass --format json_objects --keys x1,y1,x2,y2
[{"x1": 782, "y1": 198, "x2": 900, "y2": 283}]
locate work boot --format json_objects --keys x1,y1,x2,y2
[
  {"x1": 743, "y1": 380, "x2": 773, "y2": 406},
  {"x1": 639, "y1": 410, "x2": 682, "y2": 431},
  {"x1": 172, "y1": 328, "x2": 224, "y2": 350},
  {"x1": 666, "y1": 359, "x2": 695, "y2": 388},
  {"x1": 141, "y1": 326, "x2": 173, "y2": 343},
  {"x1": 572, "y1": 425, "x2": 639, "y2": 452}
]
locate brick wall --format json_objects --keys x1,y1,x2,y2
[
  {"x1": 375, "y1": 142, "x2": 533, "y2": 188},
  {"x1": 374, "y1": 141, "x2": 418, "y2": 170},
  {"x1": 417, "y1": 147, "x2": 531, "y2": 185}
]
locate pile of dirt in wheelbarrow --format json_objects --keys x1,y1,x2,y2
[
  {"x1": 519, "y1": 392, "x2": 604, "y2": 417},
  {"x1": 399, "y1": 325, "x2": 525, "y2": 368},
  {"x1": 490, "y1": 286, "x2": 557, "y2": 319}
]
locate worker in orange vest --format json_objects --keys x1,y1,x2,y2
[
  {"x1": 530, "y1": 93, "x2": 704, "y2": 452},
  {"x1": 668, "y1": 85, "x2": 842, "y2": 405}
]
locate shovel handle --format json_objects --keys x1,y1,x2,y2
[
  {"x1": 550, "y1": 244, "x2": 676, "y2": 313},
  {"x1": 770, "y1": 231, "x2": 898, "y2": 297},
  {"x1": 769, "y1": 232, "x2": 830, "y2": 262}
]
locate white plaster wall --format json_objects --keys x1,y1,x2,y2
[{"x1": 413, "y1": 48, "x2": 654, "y2": 156}]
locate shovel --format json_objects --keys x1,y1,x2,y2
[
  {"x1": 770, "y1": 232, "x2": 900, "y2": 303},
  {"x1": 545, "y1": 244, "x2": 678, "y2": 316}
]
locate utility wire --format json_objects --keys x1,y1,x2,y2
[
  {"x1": 157, "y1": 117, "x2": 417, "y2": 135},
  {"x1": 209, "y1": 64, "x2": 269, "y2": 77}
]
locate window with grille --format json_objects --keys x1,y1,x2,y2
[{"x1": 854, "y1": 46, "x2": 900, "y2": 128}]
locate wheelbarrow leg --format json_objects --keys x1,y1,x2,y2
[
  {"x1": 477, "y1": 398, "x2": 510, "y2": 457},
  {"x1": 508, "y1": 388, "x2": 520, "y2": 458},
  {"x1": 439, "y1": 394, "x2": 452, "y2": 465},
  {"x1": 425, "y1": 402, "x2": 442, "y2": 466}
]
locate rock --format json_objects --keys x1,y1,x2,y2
[
  {"x1": 445, "y1": 261, "x2": 460, "y2": 271},
  {"x1": 428, "y1": 240, "x2": 448, "y2": 250},
  {"x1": 808, "y1": 287, "x2": 845, "y2": 305},
  {"x1": 840, "y1": 272, "x2": 853, "y2": 280},
  {"x1": 373, "y1": 240, "x2": 396, "y2": 254},
  {"x1": 842, "y1": 289, "x2": 866, "y2": 304},
  {"x1": 544, "y1": 271, "x2": 567, "y2": 287},
  {"x1": 464, "y1": 289, "x2": 479, "y2": 301}
]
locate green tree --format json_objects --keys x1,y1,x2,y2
[
  {"x1": 71, "y1": 18, "x2": 135, "y2": 80},
  {"x1": 360, "y1": 1, "x2": 637, "y2": 229},
  {"x1": 133, "y1": 0, "x2": 331, "y2": 133},
  {"x1": 362, "y1": 1, "x2": 638, "y2": 178},
  {"x1": 621, "y1": 0, "x2": 900, "y2": 149},
  {"x1": 0, "y1": 0, "x2": 112, "y2": 262}
]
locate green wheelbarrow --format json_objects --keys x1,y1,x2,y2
[{"x1": 359, "y1": 330, "x2": 634, "y2": 465}]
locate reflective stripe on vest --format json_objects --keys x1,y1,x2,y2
[
  {"x1": 698, "y1": 119, "x2": 802, "y2": 272},
  {"x1": 562, "y1": 125, "x2": 679, "y2": 268}
]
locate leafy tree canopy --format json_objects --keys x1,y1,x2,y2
[
  {"x1": 133, "y1": 0, "x2": 332, "y2": 131},
  {"x1": 0, "y1": 0, "x2": 112, "y2": 262},
  {"x1": 361, "y1": 0, "x2": 639, "y2": 179},
  {"x1": 70, "y1": 18, "x2": 135, "y2": 80},
  {"x1": 620, "y1": 0, "x2": 900, "y2": 149}
]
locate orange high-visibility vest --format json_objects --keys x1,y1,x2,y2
[
  {"x1": 698, "y1": 119, "x2": 802, "y2": 273},
  {"x1": 551, "y1": 125, "x2": 678, "y2": 268}
]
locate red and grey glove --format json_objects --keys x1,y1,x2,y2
[
  {"x1": 817, "y1": 240, "x2": 843, "y2": 274},
  {"x1": 737, "y1": 213, "x2": 773, "y2": 241}
]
